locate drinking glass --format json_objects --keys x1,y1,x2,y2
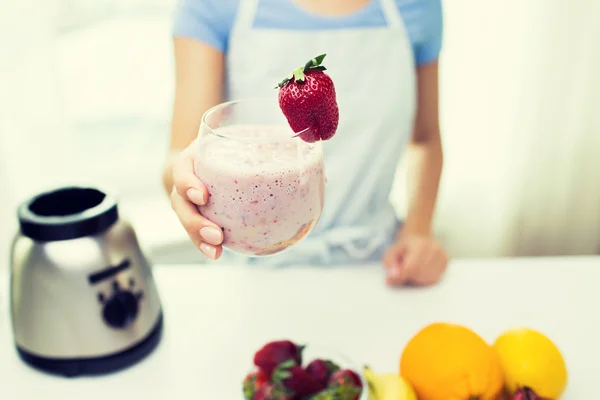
[{"x1": 194, "y1": 98, "x2": 325, "y2": 257}]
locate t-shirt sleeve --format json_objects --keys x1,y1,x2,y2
[
  {"x1": 414, "y1": 0, "x2": 443, "y2": 65},
  {"x1": 171, "y1": 0, "x2": 236, "y2": 53}
]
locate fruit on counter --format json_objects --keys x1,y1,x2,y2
[
  {"x1": 399, "y1": 322, "x2": 504, "y2": 400},
  {"x1": 254, "y1": 340, "x2": 305, "y2": 377},
  {"x1": 310, "y1": 384, "x2": 363, "y2": 400},
  {"x1": 253, "y1": 383, "x2": 292, "y2": 400},
  {"x1": 245, "y1": 340, "x2": 364, "y2": 400},
  {"x1": 244, "y1": 370, "x2": 270, "y2": 399},
  {"x1": 328, "y1": 369, "x2": 363, "y2": 400},
  {"x1": 493, "y1": 328, "x2": 567, "y2": 399},
  {"x1": 329, "y1": 369, "x2": 362, "y2": 387},
  {"x1": 305, "y1": 359, "x2": 341, "y2": 389},
  {"x1": 363, "y1": 366, "x2": 417, "y2": 400},
  {"x1": 276, "y1": 54, "x2": 340, "y2": 143},
  {"x1": 272, "y1": 360, "x2": 322, "y2": 398},
  {"x1": 511, "y1": 386, "x2": 550, "y2": 400}
]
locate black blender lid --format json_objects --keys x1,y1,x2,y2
[{"x1": 17, "y1": 186, "x2": 119, "y2": 241}]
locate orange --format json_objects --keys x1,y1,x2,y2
[
  {"x1": 400, "y1": 322, "x2": 504, "y2": 400},
  {"x1": 493, "y1": 328, "x2": 567, "y2": 399}
]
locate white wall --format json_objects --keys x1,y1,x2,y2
[
  {"x1": 0, "y1": 0, "x2": 65, "y2": 269},
  {"x1": 508, "y1": 0, "x2": 600, "y2": 256},
  {"x1": 426, "y1": 0, "x2": 600, "y2": 257}
]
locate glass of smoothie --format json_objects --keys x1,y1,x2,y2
[{"x1": 194, "y1": 98, "x2": 325, "y2": 257}]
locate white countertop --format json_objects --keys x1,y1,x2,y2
[{"x1": 1, "y1": 256, "x2": 598, "y2": 399}]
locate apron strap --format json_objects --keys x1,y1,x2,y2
[
  {"x1": 379, "y1": 0, "x2": 403, "y2": 28},
  {"x1": 232, "y1": 0, "x2": 260, "y2": 33}
]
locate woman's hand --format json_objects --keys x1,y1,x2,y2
[
  {"x1": 169, "y1": 141, "x2": 224, "y2": 260},
  {"x1": 383, "y1": 234, "x2": 448, "y2": 286}
]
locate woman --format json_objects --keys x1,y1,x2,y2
[{"x1": 163, "y1": 0, "x2": 449, "y2": 286}]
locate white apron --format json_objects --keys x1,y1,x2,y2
[{"x1": 221, "y1": 0, "x2": 417, "y2": 266}]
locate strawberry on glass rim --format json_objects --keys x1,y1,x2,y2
[{"x1": 276, "y1": 54, "x2": 340, "y2": 143}]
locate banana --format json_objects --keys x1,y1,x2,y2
[{"x1": 363, "y1": 366, "x2": 417, "y2": 400}]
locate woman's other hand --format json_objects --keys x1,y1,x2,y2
[
  {"x1": 169, "y1": 141, "x2": 224, "y2": 260},
  {"x1": 383, "y1": 234, "x2": 448, "y2": 286}
]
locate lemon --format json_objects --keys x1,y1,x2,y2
[
  {"x1": 493, "y1": 328, "x2": 567, "y2": 399},
  {"x1": 364, "y1": 366, "x2": 417, "y2": 400}
]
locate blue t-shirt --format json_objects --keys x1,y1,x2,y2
[{"x1": 172, "y1": 0, "x2": 443, "y2": 66}]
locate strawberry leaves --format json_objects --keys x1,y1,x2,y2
[
  {"x1": 276, "y1": 54, "x2": 328, "y2": 88},
  {"x1": 271, "y1": 359, "x2": 296, "y2": 381}
]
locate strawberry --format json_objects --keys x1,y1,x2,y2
[
  {"x1": 305, "y1": 359, "x2": 341, "y2": 389},
  {"x1": 328, "y1": 369, "x2": 362, "y2": 388},
  {"x1": 512, "y1": 387, "x2": 547, "y2": 400},
  {"x1": 327, "y1": 369, "x2": 363, "y2": 400},
  {"x1": 253, "y1": 383, "x2": 292, "y2": 400},
  {"x1": 272, "y1": 360, "x2": 322, "y2": 398},
  {"x1": 243, "y1": 370, "x2": 269, "y2": 400},
  {"x1": 253, "y1": 340, "x2": 305, "y2": 377},
  {"x1": 276, "y1": 54, "x2": 339, "y2": 143}
]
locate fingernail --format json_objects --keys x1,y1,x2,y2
[
  {"x1": 200, "y1": 227, "x2": 222, "y2": 244},
  {"x1": 187, "y1": 188, "x2": 205, "y2": 205},
  {"x1": 200, "y1": 242, "x2": 216, "y2": 259}
]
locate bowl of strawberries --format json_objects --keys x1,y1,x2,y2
[{"x1": 243, "y1": 339, "x2": 367, "y2": 400}]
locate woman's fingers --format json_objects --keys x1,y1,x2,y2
[
  {"x1": 169, "y1": 143, "x2": 225, "y2": 260},
  {"x1": 170, "y1": 188, "x2": 223, "y2": 260},
  {"x1": 383, "y1": 242, "x2": 410, "y2": 285},
  {"x1": 172, "y1": 145, "x2": 208, "y2": 206}
]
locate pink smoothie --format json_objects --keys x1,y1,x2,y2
[{"x1": 194, "y1": 125, "x2": 325, "y2": 256}]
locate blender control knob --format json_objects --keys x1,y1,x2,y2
[{"x1": 102, "y1": 290, "x2": 139, "y2": 329}]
